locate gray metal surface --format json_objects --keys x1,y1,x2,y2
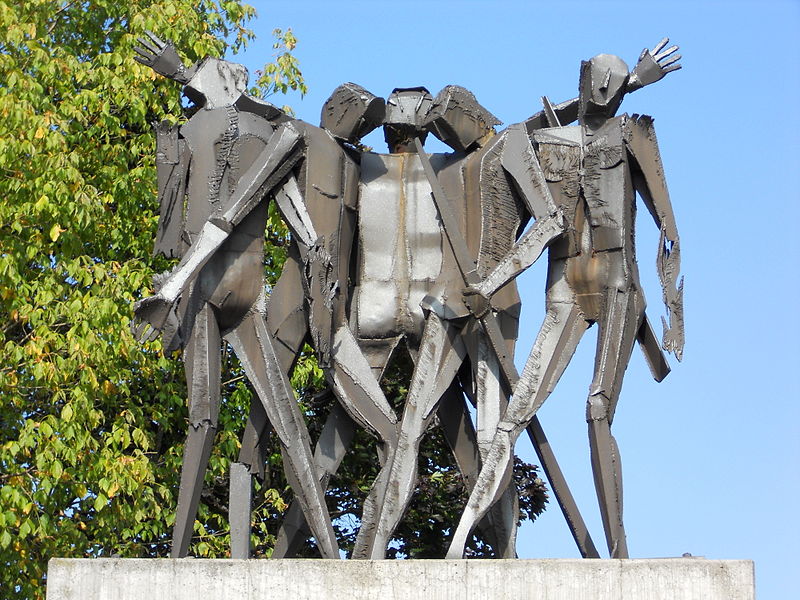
[
  {"x1": 447, "y1": 48, "x2": 683, "y2": 560},
  {"x1": 133, "y1": 37, "x2": 344, "y2": 558},
  {"x1": 132, "y1": 35, "x2": 682, "y2": 561}
]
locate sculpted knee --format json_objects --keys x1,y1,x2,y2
[{"x1": 586, "y1": 395, "x2": 609, "y2": 422}]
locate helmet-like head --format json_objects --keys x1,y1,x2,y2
[
  {"x1": 426, "y1": 85, "x2": 500, "y2": 152},
  {"x1": 383, "y1": 87, "x2": 433, "y2": 152},
  {"x1": 321, "y1": 83, "x2": 385, "y2": 143},
  {"x1": 578, "y1": 54, "x2": 629, "y2": 122},
  {"x1": 183, "y1": 57, "x2": 249, "y2": 109}
]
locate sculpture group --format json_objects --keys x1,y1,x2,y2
[{"x1": 132, "y1": 34, "x2": 684, "y2": 560}]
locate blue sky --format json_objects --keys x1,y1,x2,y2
[{"x1": 231, "y1": 2, "x2": 798, "y2": 597}]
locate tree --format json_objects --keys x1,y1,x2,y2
[
  {"x1": 0, "y1": 2, "x2": 303, "y2": 597},
  {"x1": 0, "y1": 2, "x2": 547, "y2": 597}
]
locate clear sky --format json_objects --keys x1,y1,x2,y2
[{"x1": 231, "y1": 2, "x2": 798, "y2": 597}]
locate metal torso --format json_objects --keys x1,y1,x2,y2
[
  {"x1": 534, "y1": 116, "x2": 640, "y2": 319},
  {"x1": 287, "y1": 122, "x2": 360, "y2": 362},
  {"x1": 355, "y1": 151, "x2": 463, "y2": 346},
  {"x1": 180, "y1": 108, "x2": 273, "y2": 331},
  {"x1": 295, "y1": 123, "x2": 359, "y2": 319},
  {"x1": 461, "y1": 133, "x2": 525, "y2": 321}
]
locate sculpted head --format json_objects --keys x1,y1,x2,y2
[
  {"x1": 579, "y1": 54, "x2": 629, "y2": 122},
  {"x1": 426, "y1": 85, "x2": 500, "y2": 152},
  {"x1": 183, "y1": 57, "x2": 249, "y2": 109},
  {"x1": 321, "y1": 83, "x2": 385, "y2": 143},
  {"x1": 383, "y1": 87, "x2": 434, "y2": 152}
]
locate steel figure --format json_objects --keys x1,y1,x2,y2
[{"x1": 447, "y1": 48, "x2": 683, "y2": 559}]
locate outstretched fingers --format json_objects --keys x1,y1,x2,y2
[
  {"x1": 135, "y1": 36, "x2": 160, "y2": 55},
  {"x1": 655, "y1": 44, "x2": 679, "y2": 62},
  {"x1": 131, "y1": 319, "x2": 159, "y2": 343},
  {"x1": 144, "y1": 30, "x2": 167, "y2": 50},
  {"x1": 133, "y1": 31, "x2": 170, "y2": 66},
  {"x1": 651, "y1": 37, "x2": 669, "y2": 55},
  {"x1": 133, "y1": 46, "x2": 156, "y2": 65}
]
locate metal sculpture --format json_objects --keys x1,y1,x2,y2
[
  {"x1": 131, "y1": 34, "x2": 383, "y2": 559},
  {"x1": 446, "y1": 49, "x2": 683, "y2": 559},
  {"x1": 132, "y1": 32, "x2": 682, "y2": 560},
  {"x1": 275, "y1": 37, "x2": 681, "y2": 557},
  {"x1": 133, "y1": 39, "x2": 429, "y2": 559},
  {"x1": 351, "y1": 87, "x2": 562, "y2": 559},
  {"x1": 259, "y1": 86, "x2": 525, "y2": 559},
  {"x1": 353, "y1": 37, "x2": 682, "y2": 557}
]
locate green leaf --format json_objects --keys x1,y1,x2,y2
[
  {"x1": 49, "y1": 223, "x2": 63, "y2": 242},
  {"x1": 94, "y1": 493, "x2": 108, "y2": 512}
]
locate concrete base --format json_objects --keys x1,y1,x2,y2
[{"x1": 47, "y1": 557, "x2": 755, "y2": 600}]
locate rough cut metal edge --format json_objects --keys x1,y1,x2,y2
[{"x1": 47, "y1": 557, "x2": 755, "y2": 600}]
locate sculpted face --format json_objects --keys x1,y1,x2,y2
[
  {"x1": 383, "y1": 87, "x2": 433, "y2": 152},
  {"x1": 184, "y1": 57, "x2": 249, "y2": 109},
  {"x1": 579, "y1": 54, "x2": 629, "y2": 121}
]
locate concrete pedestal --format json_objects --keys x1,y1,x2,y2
[{"x1": 47, "y1": 557, "x2": 754, "y2": 600}]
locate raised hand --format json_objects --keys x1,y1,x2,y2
[
  {"x1": 628, "y1": 37, "x2": 682, "y2": 92},
  {"x1": 133, "y1": 31, "x2": 191, "y2": 83}
]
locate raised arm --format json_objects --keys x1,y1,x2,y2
[
  {"x1": 624, "y1": 114, "x2": 684, "y2": 360},
  {"x1": 626, "y1": 37, "x2": 682, "y2": 93},
  {"x1": 133, "y1": 31, "x2": 196, "y2": 84},
  {"x1": 523, "y1": 38, "x2": 682, "y2": 134}
]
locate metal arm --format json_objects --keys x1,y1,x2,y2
[
  {"x1": 132, "y1": 123, "x2": 305, "y2": 342},
  {"x1": 624, "y1": 114, "x2": 684, "y2": 360},
  {"x1": 523, "y1": 38, "x2": 682, "y2": 133},
  {"x1": 467, "y1": 210, "x2": 565, "y2": 300}
]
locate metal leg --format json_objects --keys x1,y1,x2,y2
[
  {"x1": 586, "y1": 287, "x2": 643, "y2": 558},
  {"x1": 226, "y1": 311, "x2": 339, "y2": 559},
  {"x1": 229, "y1": 461, "x2": 253, "y2": 559},
  {"x1": 272, "y1": 403, "x2": 356, "y2": 558},
  {"x1": 357, "y1": 313, "x2": 467, "y2": 559},
  {"x1": 474, "y1": 338, "x2": 519, "y2": 558},
  {"x1": 329, "y1": 326, "x2": 398, "y2": 446},
  {"x1": 272, "y1": 327, "x2": 399, "y2": 557},
  {"x1": 171, "y1": 302, "x2": 221, "y2": 558},
  {"x1": 446, "y1": 301, "x2": 589, "y2": 559},
  {"x1": 231, "y1": 261, "x2": 308, "y2": 559},
  {"x1": 438, "y1": 380, "x2": 517, "y2": 557}
]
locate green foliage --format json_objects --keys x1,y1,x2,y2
[
  {"x1": 0, "y1": 1, "x2": 303, "y2": 597},
  {"x1": 254, "y1": 28, "x2": 306, "y2": 98}
]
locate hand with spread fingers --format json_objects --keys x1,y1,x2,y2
[
  {"x1": 133, "y1": 30, "x2": 193, "y2": 84},
  {"x1": 628, "y1": 37, "x2": 682, "y2": 91}
]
